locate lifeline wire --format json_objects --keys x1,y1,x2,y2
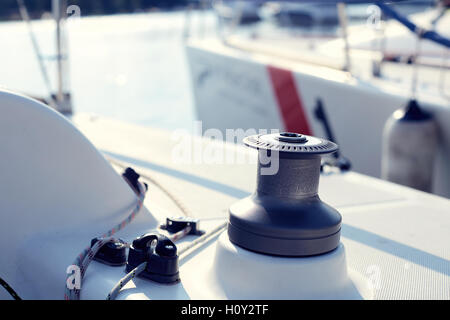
[
  {"x1": 106, "y1": 155, "x2": 192, "y2": 217},
  {"x1": 106, "y1": 222, "x2": 227, "y2": 300},
  {"x1": 64, "y1": 181, "x2": 147, "y2": 300},
  {"x1": 376, "y1": 1, "x2": 450, "y2": 48},
  {"x1": 16, "y1": 0, "x2": 57, "y2": 108}
]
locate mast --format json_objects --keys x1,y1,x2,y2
[{"x1": 52, "y1": 0, "x2": 72, "y2": 115}]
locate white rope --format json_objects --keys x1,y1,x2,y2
[
  {"x1": 411, "y1": 31, "x2": 424, "y2": 100},
  {"x1": 106, "y1": 262, "x2": 147, "y2": 300},
  {"x1": 65, "y1": 181, "x2": 146, "y2": 300},
  {"x1": 178, "y1": 222, "x2": 227, "y2": 257}
]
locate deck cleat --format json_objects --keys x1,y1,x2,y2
[
  {"x1": 126, "y1": 233, "x2": 180, "y2": 284},
  {"x1": 91, "y1": 238, "x2": 127, "y2": 266},
  {"x1": 160, "y1": 217, "x2": 204, "y2": 236}
]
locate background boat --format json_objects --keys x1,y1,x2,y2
[{"x1": 185, "y1": 1, "x2": 450, "y2": 197}]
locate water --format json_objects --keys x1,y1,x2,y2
[{"x1": 0, "y1": 10, "x2": 217, "y2": 130}]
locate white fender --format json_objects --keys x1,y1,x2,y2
[{"x1": 382, "y1": 100, "x2": 439, "y2": 192}]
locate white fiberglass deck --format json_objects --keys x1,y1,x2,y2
[{"x1": 67, "y1": 114, "x2": 450, "y2": 300}]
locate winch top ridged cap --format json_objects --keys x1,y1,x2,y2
[{"x1": 244, "y1": 132, "x2": 338, "y2": 155}]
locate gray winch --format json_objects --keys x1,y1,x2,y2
[{"x1": 228, "y1": 132, "x2": 341, "y2": 256}]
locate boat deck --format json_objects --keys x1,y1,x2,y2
[{"x1": 67, "y1": 114, "x2": 450, "y2": 299}]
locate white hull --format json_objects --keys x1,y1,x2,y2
[{"x1": 185, "y1": 37, "x2": 450, "y2": 198}]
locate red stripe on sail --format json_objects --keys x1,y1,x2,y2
[{"x1": 267, "y1": 66, "x2": 312, "y2": 135}]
